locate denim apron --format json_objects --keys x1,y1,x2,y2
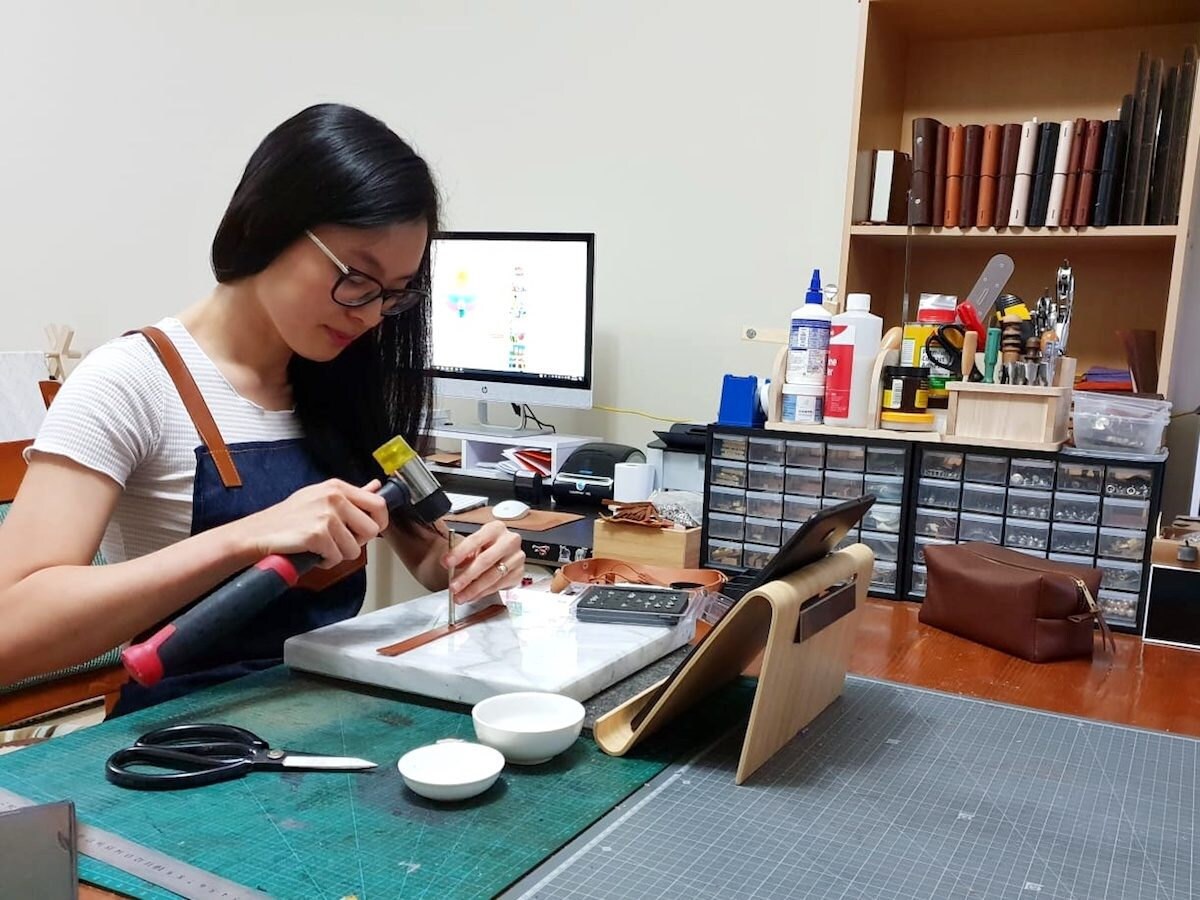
[{"x1": 112, "y1": 327, "x2": 366, "y2": 715}]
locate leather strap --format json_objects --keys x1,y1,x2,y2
[
  {"x1": 129, "y1": 327, "x2": 242, "y2": 489},
  {"x1": 550, "y1": 558, "x2": 727, "y2": 595},
  {"x1": 376, "y1": 603, "x2": 507, "y2": 656}
]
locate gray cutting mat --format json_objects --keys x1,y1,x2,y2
[{"x1": 511, "y1": 676, "x2": 1198, "y2": 900}]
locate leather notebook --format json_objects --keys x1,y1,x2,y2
[
  {"x1": 1026, "y1": 121, "x2": 1059, "y2": 227},
  {"x1": 909, "y1": 117, "x2": 941, "y2": 226},
  {"x1": 994, "y1": 123, "x2": 1022, "y2": 227},
  {"x1": 1060, "y1": 118, "x2": 1087, "y2": 225},
  {"x1": 959, "y1": 124, "x2": 984, "y2": 228},
  {"x1": 1073, "y1": 120, "x2": 1105, "y2": 227},
  {"x1": 976, "y1": 124, "x2": 1002, "y2": 227},
  {"x1": 944, "y1": 124, "x2": 965, "y2": 227},
  {"x1": 1095, "y1": 98, "x2": 1133, "y2": 227},
  {"x1": 932, "y1": 123, "x2": 949, "y2": 224}
]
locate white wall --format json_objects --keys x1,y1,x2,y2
[{"x1": 3, "y1": 1, "x2": 862, "y2": 603}]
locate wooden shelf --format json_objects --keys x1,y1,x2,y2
[
  {"x1": 870, "y1": 0, "x2": 1200, "y2": 42},
  {"x1": 850, "y1": 225, "x2": 1179, "y2": 243}
]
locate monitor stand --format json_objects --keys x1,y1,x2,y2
[{"x1": 439, "y1": 401, "x2": 553, "y2": 437}]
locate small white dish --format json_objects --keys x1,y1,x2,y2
[
  {"x1": 397, "y1": 739, "x2": 504, "y2": 801},
  {"x1": 472, "y1": 691, "x2": 585, "y2": 765}
]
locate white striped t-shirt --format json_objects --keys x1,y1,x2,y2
[{"x1": 28, "y1": 317, "x2": 302, "y2": 565}]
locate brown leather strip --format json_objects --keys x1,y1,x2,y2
[
  {"x1": 129, "y1": 327, "x2": 242, "y2": 488},
  {"x1": 296, "y1": 547, "x2": 368, "y2": 592},
  {"x1": 38, "y1": 380, "x2": 61, "y2": 410},
  {"x1": 376, "y1": 604, "x2": 507, "y2": 657}
]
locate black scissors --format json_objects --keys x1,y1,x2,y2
[
  {"x1": 104, "y1": 723, "x2": 377, "y2": 791},
  {"x1": 924, "y1": 323, "x2": 967, "y2": 372}
]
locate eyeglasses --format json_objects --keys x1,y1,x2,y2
[{"x1": 305, "y1": 230, "x2": 430, "y2": 317}]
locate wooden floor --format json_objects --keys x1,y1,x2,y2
[{"x1": 851, "y1": 597, "x2": 1200, "y2": 738}]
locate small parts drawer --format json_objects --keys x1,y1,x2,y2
[
  {"x1": 1105, "y1": 467, "x2": 1153, "y2": 499},
  {"x1": 921, "y1": 450, "x2": 964, "y2": 481},
  {"x1": 914, "y1": 508, "x2": 956, "y2": 540},
  {"x1": 744, "y1": 516, "x2": 782, "y2": 547},
  {"x1": 1097, "y1": 528, "x2": 1146, "y2": 561},
  {"x1": 709, "y1": 485, "x2": 747, "y2": 515},
  {"x1": 824, "y1": 471, "x2": 865, "y2": 500},
  {"x1": 866, "y1": 446, "x2": 906, "y2": 476},
  {"x1": 863, "y1": 474, "x2": 904, "y2": 504},
  {"x1": 958, "y1": 513, "x2": 1002, "y2": 544},
  {"x1": 1004, "y1": 519, "x2": 1049, "y2": 551},
  {"x1": 1057, "y1": 462, "x2": 1104, "y2": 494},
  {"x1": 785, "y1": 467, "x2": 823, "y2": 497},
  {"x1": 748, "y1": 437, "x2": 785, "y2": 466},
  {"x1": 1009, "y1": 458, "x2": 1055, "y2": 490},
  {"x1": 961, "y1": 483, "x2": 1005, "y2": 516},
  {"x1": 917, "y1": 478, "x2": 960, "y2": 510},
  {"x1": 710, "y1": 459, "x2": 747, "y2": 488},
  {"x1": 870, "y1": 560, "x2": 897, "y2": 591},
  {"x1": 1049, "y1": 523, "x2": 1097, "y2": 556},
  {"x1": 826, "y1": 443, "x2": 866, "y2": 471},
  {"x1": 711, "y1": 433, "x2": 748, "y2": 461},
  {"x1": 861, "y1": 530, "x2": 899, "y2": 562},
  {"x1": 783, "y1": 494, "x2": 822, "y2": 523},
  {"x1": 1053, "y1": 492, "x2": 1101, "y2": 525},
  {"x1": 863, "y1": 503, "x2": 904, "y2": 535},
  {"x1": 1097, "y1": 559, "x2": 1142, "y2": 593},
  {"x1": 745, "y1": 490, "x2": 783, "y2": 520},
  {"x1": 707, "y1": 512, "x2": 744, "y2": 542},
  {"x1": 1101, "y1": 498, "x2": 1150, "y2": 531},
  {"x1": 706, "y1": 538, "x2": 743, "y2": 568},
  {"x1": 1007, "y1": 488, "x2": 1052, "y2": 521},
  {"x1": 746, "y1": 463, "x2": 785, "y2": 493},
  {"x1": 785, "y1": 440, "x2": 824, "y2": 469},
  {"x1": 963, "y1": 454, "x2": 1008, "y2": 485}
]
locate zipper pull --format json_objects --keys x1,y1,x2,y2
[{"x1": 1074, "y1": 577, "x2": 1099, "y2": 614}]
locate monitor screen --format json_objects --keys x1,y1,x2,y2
[{"x1": 428, "y1": 232, "x2": 594, "y2": 408}]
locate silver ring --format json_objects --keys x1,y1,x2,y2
[{"x1": 497, "y1": 562, "x2": 508, "y2": 576}]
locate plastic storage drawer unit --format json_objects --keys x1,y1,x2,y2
[
  {"x1": 711, "y1": 433, "x2": 748, "y2": 461},
  {"x1": 922, "y1": 450, "x2": 964, "y2": 480},
  {"x1": 961, "y1": 483, "x2": 1006, "y2": 515},
  {"x1": 958, "y1": 513, "x2": 1003, "y2": 543},
  {"x1": 963, "y1": 454, "x2": 1008, "y2": 485},
  {"x1": 1053, "y1": 492, "x2": 1101, "y2": 525},
  {"x1": 785, "y1": 440, "x2": 824, "y2": 469},
  {"x1": 746, "y1": 463, "x2": 786, "y2": 493},
  {"x1": 866, "y1": 446, "x2": 906, "y2": 476}
]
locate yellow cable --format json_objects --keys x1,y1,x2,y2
[{"x1": 594, "y1": 404, "x2": 688, "y2": 424}]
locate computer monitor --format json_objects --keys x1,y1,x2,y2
[{"x1": 428, "y1": 231, "x2": 594, "y2": 434}]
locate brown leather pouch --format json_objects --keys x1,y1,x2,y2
[{"x1": 920, "y1": 542, "x2": 1113, "y2": 662}]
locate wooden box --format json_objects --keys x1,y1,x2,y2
[
  {"x1": 945, "y1": 383, "x2": 1071, "y2": 451},
  {"x1": 592, "y1": 519, "x2": 701, "y2": 568}
]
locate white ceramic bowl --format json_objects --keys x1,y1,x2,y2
[
  {"x1": 472, "y1": 691, "x2": 585, "y2": 765},
  {"x1": 397, "y1": 739, "x2": 504, "y2": 801}
]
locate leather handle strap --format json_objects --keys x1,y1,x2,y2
[{"x1": 129, "y1": 327, "x2": 242, "y2": 489}]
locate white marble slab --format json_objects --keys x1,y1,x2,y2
[
  {"x1": 284, "y1": 587, "x2": 694, "y2": 705},
  {"x1": 0, "y1": 352, "x2": 49, "y2": 441}
]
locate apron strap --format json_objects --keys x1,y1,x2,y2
[{"x1": 128, "y1": 327, "x2": 243, "y2": 489}]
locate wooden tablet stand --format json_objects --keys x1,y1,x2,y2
[{"x1": 594, "y1": 544, "x2": 873, "y2": 784}]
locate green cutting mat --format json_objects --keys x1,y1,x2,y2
[{"x1": 0, "y1": 667, "x2": 753, "y2": 899}]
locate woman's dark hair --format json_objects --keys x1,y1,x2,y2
[{"x1": 211, "y1": 103, "x2": 439, "y2": 486}]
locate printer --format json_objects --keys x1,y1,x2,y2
[{"x1": 551, "y1": 442, "x2": 646, "y2": 505}]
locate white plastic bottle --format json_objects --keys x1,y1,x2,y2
[
  {"x1": 787, "y1": 268, "x2": 832, "y2": 390},
  {"x1": 824, "y1": 292, "x2": 883, "y2": 428}
]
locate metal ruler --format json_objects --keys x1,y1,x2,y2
[{"x1": 0, "y1": 787, "x2": 270, "y2": 900}]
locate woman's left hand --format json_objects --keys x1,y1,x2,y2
[{"x1": 443, "y1": 521, "x2": 525, "y2": 604}]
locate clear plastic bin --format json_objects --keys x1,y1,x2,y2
[
  {"x1": 1098, "y1": 589, "x2": 1138, "y2": 625},
  {"x1": 1105, "y1": 467, "x2": 1153, "y2": 500},
  {"x1": 910, "y1": 565, "x2": 928, "y2": 597},
  {"x1": 861, "y1": 530, "x2": 899, "y2": 562},
  {"x1": 785, "y1": 440, "x2": 824, "y2": 469},
  {"x1": 826, "y1": 443, "x2": 866, "y2": 471},
  {"x1": 866, "y1": 445, "x2": 906, "y2": 476},
  {"x1": 913, "y1": 536, "x2": 951, "y2": 565},
  {"x1": 1097, "y1": 558, "x2": 1142, "y2": 592},
  {"x1": 863, "y1": 474, "x2": 904, "y2": 504},
  {"x1": 747, "y1": 463, "x2": 786, "y2": 493},
  {"x1": 1004, "y1": 519, "x2": 1050, "y2": 551},
  {"x1": 710, "y1": 459, "x2": 747, "y2": 488},
  {"x1": 707, "y1": 512, "x2": 745, "y2": 542},
  {"x1": 1007, "y1": 488, "x2": 1052, "y2": 521},
  {"x1": 824, "y1": 471, "x2": 865, "y2": 500},
  {"x1": 742, "y1": 542, "x2": 776, "y2": 570},
  {"x1": 1098, "y1": 527, "x2": 1146, "y2": 561},
  {"x1": 748, "y1": 436, "x2": 786, "y2": 466},
  {"x1": 870, "y1": 560, "x2": 897, "y2": 591},
  {"x1": 745, "y1": 490, "x2": 783, "y2": 520},
  {"x1": 1073, "y1": 393, "x2": 1170, "y2": 455},
  {"x1": 1101, "y1": 497, "x2": 1151, "y2": 531},
  {"x1": 963, "y1": 454, "x2": 1008, "y2": 485},
  {"x1": 1053, "y1": 492, "x2": 1101, "y2": 525},
  {"x1": 744, "y1": 517, "x2": 782, "y2": 546},
  {"x1": 959, "y1": 513, "x2": 1003, "y2": 543},
  {"x1": 1057, "y1": 462, "x2": 1105, "y2": 494},
  {"x1": 1049, "y1": 523, "x2": 1097, "y2": 556},
  {"x1": 917, "y1": 478, "x2": 961, "y2": 509},
  {"x1": 783, "y1": 494, "x2": 822, "y2": 523},
  {"x1": 922, "y1": 450, "x2": 964, "y2": 480},
  {"x1": 709, "y1": 485, "x2": 747, "y2": 515},
  {"x1": 711, "y1": 433, "x2": 748, "y2": 461},
  {"x1": 706, "y1": 538, "x2": 743, "y2": 568},
  {"x1": 781, "y1": 521, "x2": 800, "y2": 543},
  {"x1": 914, "y1": 508, "x2": 957, "y2": 539},
  {"x1": 863, "y1": 503, "x2": 904, "y2": 534},
  {"x1": 1009, "y1": 458, "x2": 1056, "y2": 490},
  {"x1": 961, "y1": 483, "x2": 1006, "y2": 515},
  {"x1": 785, "y1": 467, "x2": 823, "y2": 497},
  {"x1": 1048, "y1": 552, "x2": 1095, "y2": 567}
]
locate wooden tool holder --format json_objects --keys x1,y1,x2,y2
[{"x1": 594, "y1": 544, "x2": 873, "y2": 785}]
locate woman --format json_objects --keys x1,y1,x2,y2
[{"x1": 0, "y1": 103, "x2": 524, "y2": 713}]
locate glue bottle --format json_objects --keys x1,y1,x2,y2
[
  {"x1": 787, "y1": 269, "x2": 832, "y2": 390},
  {"x1": 825, "y1": 293, "x2": 883, "y2": 428}
]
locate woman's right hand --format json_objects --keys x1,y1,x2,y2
[{"x1": 231, "y1": 479, "x2": 390, "y2": 568}]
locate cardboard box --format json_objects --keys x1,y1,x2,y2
[{"x1": 592, "y1": 519, "x2": 701, "y2": 568}]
